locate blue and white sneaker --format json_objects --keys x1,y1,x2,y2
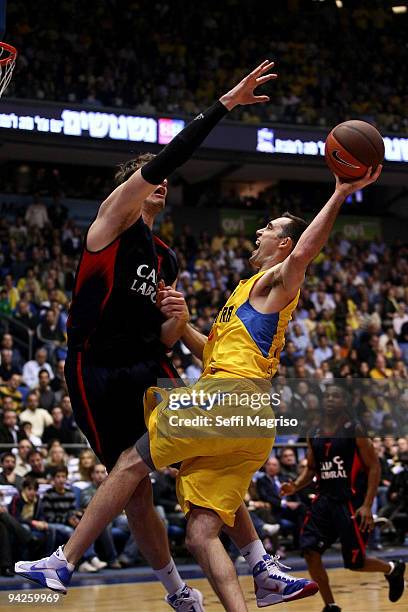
[
  {"x1": 14, "y1": 546, "x2": 74, "y2": 594},
  {"x1": 253, "y1": 554, "x2": 318, "y2": 607},
  {"x1": 166, "y1": 584, "x2": 205, "y2": 611}
]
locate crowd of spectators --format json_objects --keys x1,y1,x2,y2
[
  {"x1": 2, "y1": 163, "x2": 338, "y2": 218},
  {"x1": 6, "y1": 0, "x2": 408, "y2": 134},
  {"x1": 0, "y1": 191, "x2": 407, "y2": 575}
]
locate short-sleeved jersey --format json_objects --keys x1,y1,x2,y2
[
  {"x1": 67, "y1": 217, "x2": 178, "y2": 365},
  {"x1": 202, "y1": 269, "x2": 300, "y2": 379},
  {"x1": 310, "y1": 419, "x2": 368, "y2": 502}
]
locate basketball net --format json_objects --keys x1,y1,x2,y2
[{"x1": 0, "y1": 41, "x2": 17, "y2": 97}]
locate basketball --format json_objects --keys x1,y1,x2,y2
[{"x1": 324, "y1": 120, "x2": 385, "y2": 181}]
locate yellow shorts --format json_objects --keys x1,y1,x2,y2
[{"x1": 143, "y1": 375, "x2": 275, "y2": 526}]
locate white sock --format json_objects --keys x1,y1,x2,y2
[
  {"x1": 385, "y1": 561, "x2": 395, "y2": 575},
  {"x1": 154, "y1": 560, "x2": 185, "y2": 595},
  {"x1": 239, "y1": 539, "x2": 267, "y2": 573},
  {"x1": 55, "y1": 546, "x2": 75, "y2": 571}
]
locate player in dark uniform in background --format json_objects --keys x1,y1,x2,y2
[{"x1": 281, "y1": 384, "x2": 405, "y2": 612}]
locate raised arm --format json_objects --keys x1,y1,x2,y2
[
  {"x1": 87, "y1": 61, "x2": 277, "y2": 251},
  {"x1": 280, "y1": 166, "x2": 382, "y2": 291}
]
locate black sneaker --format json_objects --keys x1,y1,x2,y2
[
  {"x1": 385, "y1": 560, "x2": 405, "y2": 603},
  {"x1": 322, "y1": 605, "x2": 341, "y2": 612}
]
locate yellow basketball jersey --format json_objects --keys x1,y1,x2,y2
[{"x1": 202, "y1": 270, "x2": 300, "y2": 379}]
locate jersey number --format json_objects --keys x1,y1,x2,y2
[
  {"x1": 217, "y1": 305, "x2": 234, "y2": 323},
  {"x1": 351, "y1": 549, "x2": 360, "y2": 564}
]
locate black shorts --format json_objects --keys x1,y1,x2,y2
[
  {"x1": 65, "y1": 350, "x2": 182, "y2": 471},
  {"x1": 299, "y1": 494, "x2": 369, "y2": 570}
]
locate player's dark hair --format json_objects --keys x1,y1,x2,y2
[
  {"x1": 22, "y1": 476, "x2": 39, "y2": 491},
  {"x1": 279, "y1": 212, "x2": 308, "y2": 249},
  {"x1": 114, "y1": 153, "x2": 156, "y2": 186},
  {"x1": 324, "y1": 383, "x2": 351, "y2": 405}
]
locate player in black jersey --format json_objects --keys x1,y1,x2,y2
[
  {"x1": 63, "y1": 152, "x2": 199, "y2": 605},
  {"x1": 281, "y1": 385, "x2": 405, "y2": 611},
  {"x1": 15, "y1": 62, "x2": 279, "y2": 609},
  {"x1": 65, "y1": 153, "x2": 181, "y2": 468}
]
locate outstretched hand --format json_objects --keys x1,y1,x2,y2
[
  {"x1": 335, "y1": 164, "x2": 383, "y2": 197},
  {"x1": 220, "y1": 60, "x2": 278, "y2": 111}
]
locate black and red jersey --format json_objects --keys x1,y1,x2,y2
[
  {"x1": 67, "y1": 216, "x2": 178, "y2": 365},
  {"x1": 310, "y1": 419, "x2": 368, "y2": 502}
]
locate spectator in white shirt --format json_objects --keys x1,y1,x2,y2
[
  {"x1": 291, "y1": 324, "x2": 309, "y2": 355},
  {"x1": 185, "y1": 355, "x2": 202, "y2": 383},
  {"x1": 304, "y1": 345, "x2": 318, "y2": 375},
  {"x1": 20, "y1": 421, "x2": 43, "y2": 448},
  {"x1": 321, "y1": 360, "x2": 334, "y2": 381},
  {"x1": 25, "y1": 197, "x2": 49, "y2": 229},
  {"x1": 379, "y1": 328, "x2": 399, "y2": 353},
  {"x1": 18, "y1": 392, "x2": 53, "y2": 439},
  {"x1": 394, "y1": 303, "x2": 408, "y2": 336},
  {"x1": 311, "y1": 291, "x2": 336, "y2": 314},
  {"x1": 22, "y1": 348, "x2": 54, "y2": 389},
  {"x1": 314, "y1": 335, "x2": 333, "y2": 368}
]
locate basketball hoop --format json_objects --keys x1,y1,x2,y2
[{"x1": 0, "y1": 41, "x2": 17, "y2": 97}]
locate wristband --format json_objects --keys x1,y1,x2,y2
[{"x1": 141, "y1": 101, "x2": 229, "y2": 185}]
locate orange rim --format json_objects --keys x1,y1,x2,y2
[{"x1": 0, "y1": 41, "x2": 17, "y2": 65}]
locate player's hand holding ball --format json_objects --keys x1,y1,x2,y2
[
  {"x1": 325, "y1": 119, "x2": 384, "y2": 196},
  {"x1": 335, "y1": 164, "x2": 383, "y2": 197}
]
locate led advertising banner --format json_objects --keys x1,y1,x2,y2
[{"x1": 0, "y1": 100, "x2": 407, "y2": 163}]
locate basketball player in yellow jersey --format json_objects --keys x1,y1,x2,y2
[
  {"x1": 156, "y1": 165, "x2": 383, "y2": 610},
  {"x1": 144, "y1": 266, "x2": 301, "y2": 523},
  {"x1": 202, "y1": 268, "x2": 300, "y2": 380}
]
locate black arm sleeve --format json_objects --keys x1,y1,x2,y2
[{"x1": 141, "y1": 101, "x2": 229, "y2": 185}]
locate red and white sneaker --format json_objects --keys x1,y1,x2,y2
[{"x1": 253, "y1": 554, "x2": 319, "y2": 607}]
